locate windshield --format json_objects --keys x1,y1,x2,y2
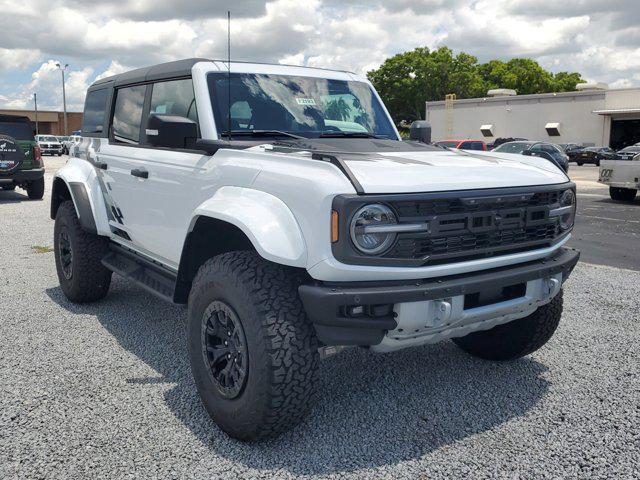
[
  {"x1": 620, "y1": 146, "x2": 640, "y2": 153},
  {"x1": 208, "y1": 73, "x2": 397, "y2": 139},
  {"x1": 38, "y1": 135, "x2": 58, "y2": 142},
  {"x1": 493, "y1": 142, "x2": 529, "y2": 154},
  {"x1": 0, "y1": 121, "x2": 34, "y2": 140}
]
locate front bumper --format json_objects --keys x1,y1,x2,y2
[
  {"x1": 299, "y1": 247, "x2": 579, "y2": 349},
  {"x1": 0, "y1": 168, "x2": 45, "y2": 184}
]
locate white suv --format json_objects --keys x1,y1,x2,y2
[{"x1": 51, "y1": 59, "x2": 579, "y2": 441}]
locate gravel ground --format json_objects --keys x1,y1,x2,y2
[{"x1": 1, "y1": 159, "x2": 639, "y2": 479}]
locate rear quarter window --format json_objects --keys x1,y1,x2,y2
[{"x1": 82, "y1": 88, "x2": 109, "y2": 135}]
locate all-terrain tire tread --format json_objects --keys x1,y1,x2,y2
[
  {"x1": 452, "y1": 292, "x2": 563, "y2": 361},
  {"x1": 54, "y1": 200, "x2": 111, "y2": 303},
  {"x1": 189, "y1": 251, "x2": 319, "y2": 441}
]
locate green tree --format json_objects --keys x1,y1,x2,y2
[
  {"x1": 324, "y1": 97, "x2": 352, "y2": 121},
  {"x1": 367, "y1": 46, "x2": 585, "y2": 125}
]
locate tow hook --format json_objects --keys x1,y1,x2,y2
[
  {"x1": 546, "y1": 277, "x2": 561, "y2": 297},
  {"x1": 433, "y1": 299, "x2": 453, "y2": 325}
]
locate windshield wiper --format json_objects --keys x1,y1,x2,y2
[
  {"x1": 220, "y1": 130, "x2": 305, "y2": 140},
  {"x1": 318, "y1": 131, "x2": 386, "y2": 139}
]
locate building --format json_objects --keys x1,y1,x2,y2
[
  {"x1": 425, "y1": 85, "x2": 640, "y2": 149},
  {"x1": 0, "y1": 109, "x2": 82, "y2": 136}
]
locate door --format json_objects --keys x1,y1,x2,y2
[{"x1": 98, "y1": 79, "x2": 207, "y2": 268}]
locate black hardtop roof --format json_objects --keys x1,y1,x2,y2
[
  {"x1": 0, "y1": 114, "x2": 32, "y2": 123},
  {"x1": 88, "y1": 58, "x2": 357, "y2": 91},
  {"x1": 90, "y1": 58, "x2": 208, "y2": 90}
]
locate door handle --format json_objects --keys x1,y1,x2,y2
[
  {"x1": 94, "y1": 161, "x2": 108, "y2": 170},
  {"x1": 130, "y1": 168, "x2": 149, "y2": 179}
]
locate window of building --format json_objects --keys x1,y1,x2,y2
[{"x1": 112, "y1": 85, "x2": 146, "y2": 144}]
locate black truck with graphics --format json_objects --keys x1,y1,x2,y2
[{"x1": 0, "y1": 115, "x2": 45, "y2": 199}]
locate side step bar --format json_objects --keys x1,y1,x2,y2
[{"x1": 102, "y1": 243, "x2": 177, "y2": 303}]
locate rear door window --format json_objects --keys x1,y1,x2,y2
[
  {"x1": 82, "y1": 88, "x2": 109, "y2": 135},
  {"x1": 112, "y1": 85, "x2": 146, "y2": 144},
  {"x1": 461, "y1": 141, "x2": 484, "y2": 151}
]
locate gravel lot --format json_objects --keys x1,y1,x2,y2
[{"x1": 1, "y1": 158, "x2": 639, "y2": 479}]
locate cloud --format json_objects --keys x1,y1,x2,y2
[{"x1": 1, "y1": 0, "x2": 639, "y2": 111}]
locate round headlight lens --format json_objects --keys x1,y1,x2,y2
[
  {"x1": 350, "y1": 204, "x2": 397, "y2": 255},
  {"x1": 559, "y1": 189, "x2": 576, "y2": 230}
]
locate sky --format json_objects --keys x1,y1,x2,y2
[{"x1": 0, "y1": 0, "x2": 638, "y2": 112}]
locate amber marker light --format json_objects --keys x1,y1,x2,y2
[{"x1": 331, "y1": 210, "x2": 339, "y2": 243}]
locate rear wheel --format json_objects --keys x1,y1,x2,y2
[
  {"x1": 54, "y1": 201, "x2": 112, "y2": 302},
  {"x1": 26, "y1": 178, "x2": 45, "y2": 200},
  {"x1": 452, "y1": 292, "x2": 563, "y2": 361},
  {"x1": 187, "y1": 251, "x2": 319, "y2": 441},
  {"x1": 577, "y1": 161, "x2": 583, "y2": 166},
  {"x1": 610, "y1": 186, "x2": 637, "y2": 202}
]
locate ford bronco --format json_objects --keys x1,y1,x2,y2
[
  {"x1": 0, "y1": 114, "x2": 45, "y2": 199},
  {"x1": 51, "y1": 59, "x2": 579, "y2": 441}
]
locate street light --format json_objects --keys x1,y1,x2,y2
[{"x1": 56, "y1": 63, "x2": 69, "y2": 135}]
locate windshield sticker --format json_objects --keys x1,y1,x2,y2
[{"x1": 295, "y1": 98, "x2": 317, "y2": 106}]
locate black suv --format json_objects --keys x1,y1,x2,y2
[
  {"x1": 575, "y1": 147, "x2": 617, "y2": 166},
  {"x1": 492, "y1": 141, "x2": 570, "y2": 172},
  {"x1": 0, "y1": 115, "x2": 45, "y2": 199}
]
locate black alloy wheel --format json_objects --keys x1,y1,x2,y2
[{"x1": 201, "y1": 300, "x2": 248, "y2": 399}]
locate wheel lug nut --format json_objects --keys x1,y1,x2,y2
[
  {"x1": 224, "y1": 341, "x2": 228, "y2": 346},
  {"x1": 227, "y1": 354, "x2": 231, "y2": 359},
  {"x1": 227, "y1": 331, "x2": 231, "y2": 336}
]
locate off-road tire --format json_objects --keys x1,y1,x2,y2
[
  {"x1": 577, "y1": 161, "x2": 583, "y2": 166},
  {"x1": 610, "y1": 186, "x2": 637, "y2": 202},
  {"x1": 54, "y1": 200, "x2": 112, "y2": 302},
  {"x1": 452, "y1": 291, "x2": 563, "y2": 361},
  {"x1": 26, "y1": 178, "x2": 45, "y2": 200},
  {"x1": 187, "y1": 251, "x2": 319, "y2": 442},
  {"x1": 2, "y1": 185, "x2": 16, "y2": 191}
]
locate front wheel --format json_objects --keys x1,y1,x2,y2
[
  {"x1": 610, "y1": 186, "x2": 637, "y2": 202},
  {"x1": 54, "y1": 201, "x2": 112, "y2": 302},
  {"x1": 452, "y1": 292, "x2": 563, "y2": 361},
  {"x1": 187, "y1": 251, "x2": 319, "y2": 442},
  {"x1": 26, "y1": 178, "x2": 45, "y2": 200}
]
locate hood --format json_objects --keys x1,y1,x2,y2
[{"x1": 341, "y1": 149, "x2": 569, "y2": 194}]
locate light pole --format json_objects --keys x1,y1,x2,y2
[
  {"x1": 56, "y1": 63, "x2": 69, "y2": 135},
  {"x1": 33, "y1": 93, "x2": 39, "y2": 135}
]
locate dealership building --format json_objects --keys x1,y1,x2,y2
[
  {"x1": 425, "y1": 84, "x2": 640, "y2": 149},
  {"x1": 0, "y1": 109, "x2": 82, "y2": 136}
]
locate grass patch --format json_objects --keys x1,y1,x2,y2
[{"x1": 32, "y1": 245, "x2": 54, "y2": 254}]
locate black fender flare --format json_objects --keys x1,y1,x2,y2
[{"x1": 51, "y1": 178, "x2": 98, "y2": 234}]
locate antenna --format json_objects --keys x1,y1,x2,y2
[{"x1": 227, "y1": 10, "x2": 232, "y2": 142}]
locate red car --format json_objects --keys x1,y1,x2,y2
[{"x1": 434, "y1": 139, "x2": 487, "y2": 151}]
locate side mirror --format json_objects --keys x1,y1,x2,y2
[
  {"x1": 409, "y1": 120, "x2": 431, "y2": 143},
  {"x1": 146, "y1": 114, "x2": 198, "y2": 149}
]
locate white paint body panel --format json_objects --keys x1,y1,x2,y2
[
  {"x1": 599, "y1": 159, "x2": 640, "y2": 190},
  {"x1": 61, "y1": 62, "x2": 571, "y2": 283}
]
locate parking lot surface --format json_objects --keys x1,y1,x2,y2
[{"x1": 1, "y1": 159, "x2": 639, "y2": 479}]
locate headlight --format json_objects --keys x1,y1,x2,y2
[
  {"x1": 558, "y1": 189, "x2": 576, "y2": 230},
  {"x1": 350, "y1": 204, "x2": 397, "y2": 254}
]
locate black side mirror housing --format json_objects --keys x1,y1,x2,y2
[
  {"x1": 146, "y1": 114, "x2": 198, "y2": 149},
  {"x1": 409, "y1": 120, "x2": 432, "y2": 143}
]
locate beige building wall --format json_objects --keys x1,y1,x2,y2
[{"x1": 426, "y1": 90, "x2": 617, "y2": 147}]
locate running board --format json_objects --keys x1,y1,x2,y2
[{"x1": 102, "y1": 243, "x2": 177, "y2": 303}]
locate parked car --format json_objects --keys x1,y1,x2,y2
[
  {"x1": 488, "y1": 137, "x2": 527, "y2": 150},
  {"x1": 52, "y1": 58, "x2": 579, "y2": 441},
  {"x1": 574, "y1": 147, "x2": 617, "y2": 166},
  {"x1": 62, "y1": 135, "x2": 81, "y2": 155},
  {"x1": 599, "y1": 154, "x2": 639, "y2": 202},
  {"x1": 559, "y1": 143, "x2": 585, "y2": 162},
  {"x1": 0, "y1": 114, "x2": 45, "y2": 198},
  {"x1": 492, "y1": 141, "x2": 570, "y2": 172},
  {"x1": 434, "y1": 139, "x2": 487, "y2": 151},
  {"x1": 56, "y1": 136, "x2": 70, "y2": 154},
  {"x1": 615, "y1": 145, "x2": 640, "y2": 161},
  {"x1": 35, "y1": 134, "x2": 64, "y2": 156}
]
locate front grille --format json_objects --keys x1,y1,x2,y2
[{"x1": 384, "y1": 190, "x2": 564, "y2": 265}]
